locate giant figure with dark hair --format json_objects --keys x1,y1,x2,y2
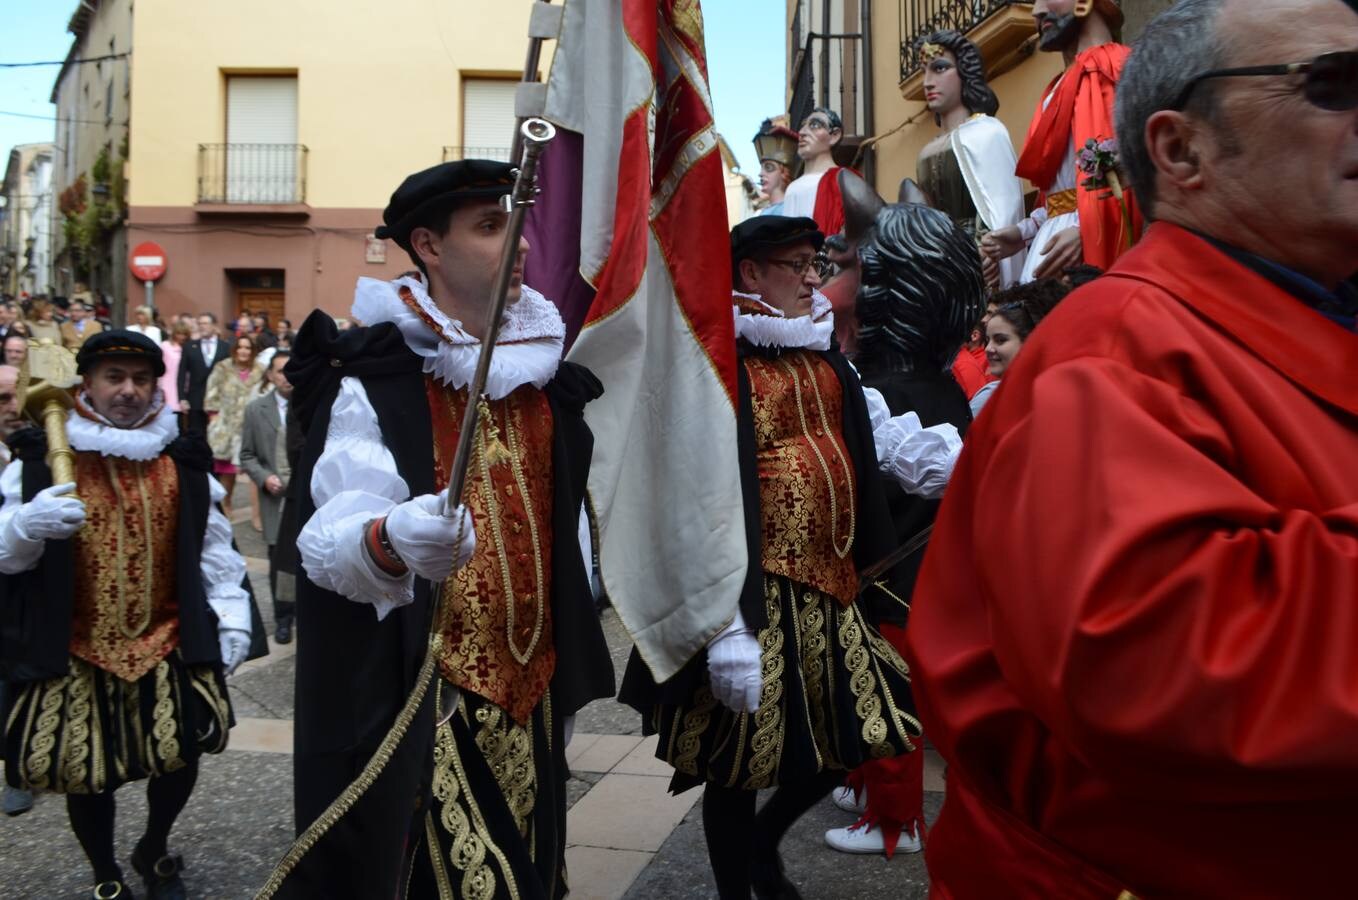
[{"x1": 914, "y1": 31, "x2": 1028, "y2": 289}]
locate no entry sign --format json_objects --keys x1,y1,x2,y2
[{"x1": 129, "y1": 242, "x2": 168, "y2": 282}]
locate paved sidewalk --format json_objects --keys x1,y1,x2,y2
[{"x1": 0, "y1": 494, "x2": 941, "y2": 898}]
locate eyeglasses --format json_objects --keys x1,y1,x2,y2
[
  {"x1": 1171, "y1": 49, "x2": 1358, "y2": 112},
  {"x1": 766, "y1": 256, "x2": 829, "y2": 277},
  {"x1": 801, "y1": 118, "x2": 833, "y2": 132}
]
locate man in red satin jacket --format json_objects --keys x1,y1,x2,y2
[{"x1": 907, "y1": 1, "x2": 1358, "y2": 897}]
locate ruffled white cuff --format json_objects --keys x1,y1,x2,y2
[
  {"x1": 1018, "y1": 208, "x2": 1045, "y2": 244},
  {"x1": 201, "y1": 476, "x2": 252, "y2": 635},
  {"x1": 297, "y1": 489, "x2": 414, "y2": 620},
  {"x1": 874, "y1": 412, "x2": 962, "y2": 500}
]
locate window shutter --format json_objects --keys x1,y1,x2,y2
[
  {"x1": 461, "y1": 79, "x2": 518, "y2": 161},
  {"x1": 226, "y1": 77, "x2": 299, "y2": 202}
]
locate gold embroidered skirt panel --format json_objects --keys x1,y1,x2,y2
[
  {"x1": 4, "y1": 652, "x2": 232, "y2": 795},
  {"x1": 406, "y1": 682, "x2": 567, "y2": 900},
  {"x1": 651, "y1": 574, "x2": 921, "y2": 793}
]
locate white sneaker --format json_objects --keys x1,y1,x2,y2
[
  {"x1": 831, "y1": 785, "x2": 866, "y2": 814},
  {"x1": 824, "y1": 821, "x2": 922, "y2": 856}
]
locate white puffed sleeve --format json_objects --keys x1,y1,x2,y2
[
  {"x1": 296, "y1": 377, "x2": 415, "y2": 619},
  {"x1": 201, "y1": 475, "x2": 252, "y2": 633},
  {"x1": 0, "y1": 461, "x2": 44, "y2": 575},
  {"x1": 860, "y1": 383, "x2": 963, "y2": 501}
]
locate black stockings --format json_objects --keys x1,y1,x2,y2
[
  {"x1": 65, "y1": 761, "x2": 199, "y2": 883},
  {"x1": 703, "y1": 769, "x2": 843, "y2": 900}
]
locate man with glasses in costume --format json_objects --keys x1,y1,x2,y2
[
  {"x1": 980, "y1": 0, "x2": 1141, "y2": 282},
  {"x1": 908, "y1": 1, "x2": 1358, "y2": 896},
  {"x1": 781, "y1": 108, "x2": 851, "y2": 237},
  {"x1": 622, "y1": 215, "x2": 964, "y2": 898}
]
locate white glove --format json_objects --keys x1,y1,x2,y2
[
  {"x1": 707, "y1": 611, "x2": 763, "y2": 714},
  {"x1": 384, "y1": 490, "x2": 477, "y2": 583},
  {"x1": 12, "y1": 482, "x2": 86, "y2": 543},
  {"x1": 219, "y1": 628, "x2": 251, "y2": 675}
]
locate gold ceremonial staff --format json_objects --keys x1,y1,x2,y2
[{"x1": 22, "y1": 341, "x2": 81, "y2": 488}]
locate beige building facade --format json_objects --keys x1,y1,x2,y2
[
  {"x1": 51, "y1": 0, "x2": 548, "y2": 327},
  {"x1": 2, "y1": 143, "x2": 55, "y2": 297}
]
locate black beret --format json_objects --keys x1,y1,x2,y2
[
  {"x1": 730, "y1": 215, "x2": 825, "y2": 268},
  {"x1": 375, "y1": 159, "x2": 517, "y2": 250},
  {"x1": 76, "y1": 328, "x2": 165, "y2": 377}
]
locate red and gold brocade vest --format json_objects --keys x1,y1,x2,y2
[
  {"x1": 745, "y1": 350, "x2": 859, "y2": 606},
  {"x1": 69, "y1": 450, "x2": 181, "y2": 682},
  {"x1": 426, "y1": 376, "x2": 556, "y2": 724}
]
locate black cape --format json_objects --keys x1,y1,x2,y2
[
  {"x1": 0, "y1": 426, "x2": 267, "y2": 683},
  {"x1": 272, "y1": 311, "x2": 613, "y2": 899},
  {"x1": 620, "y1": 340, "x2": 896, "y2": 707}
]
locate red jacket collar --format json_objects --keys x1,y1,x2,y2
[{"x1": 1108, "y1": 222, "x2": 1358, "y2": 416}]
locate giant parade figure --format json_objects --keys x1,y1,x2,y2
[{"x1": 981, "y1": 0, "x2": 1141, "y2": 281}]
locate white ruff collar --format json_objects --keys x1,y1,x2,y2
[
  {"x1": 352, "y1": 274, "x2": 564, "y2": 400},
  {"x1": 67, "y1": 392, "x2": 179, "y2": 461},
  {"x1": 732, "y1": 290, "x2": 835, "y2": 351}
]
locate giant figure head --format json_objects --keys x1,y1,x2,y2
[
  {"x1": 1032, "y1": 0, "x2": 1123, "y2": 52},
  {"x1": 916, "y1": 31, "x2": 1000, "y2": 126},
  {"x1": 853, "y1": 203, "x2": 986, "y2": 377}
]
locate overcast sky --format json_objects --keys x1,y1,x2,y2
[{"x1": 0, "y1": 1, "x2": 783, "y2": 180}]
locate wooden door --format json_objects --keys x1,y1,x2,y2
[{"x1": 236, "y1": 290, "x2": 286, "y2": 331}]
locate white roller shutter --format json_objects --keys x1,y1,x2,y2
[
  {"x1": 461, "y1": 79, "x2": 517, "y2": 161},
  {"x1": 226, "y1": 77, "x2": 299, "y2": 203}
]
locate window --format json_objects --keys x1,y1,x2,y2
[
  {"x1": 225, "y1": 76, "x2": 299, "y2": 203},
  {"x1": 461, "y1": 79, "x2": 518, "y2": 161}
]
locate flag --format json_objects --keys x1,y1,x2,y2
[{"x1": 532, "y1": 0, "x2": 747, "y2": 682}]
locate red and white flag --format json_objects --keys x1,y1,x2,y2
[{"x1": 534, "y1": 0, "x2": 746, "y2": 682}]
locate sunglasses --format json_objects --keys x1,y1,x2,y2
[{"x1": 1171, "y1": 49, "x2": 1358, "y2": 112}]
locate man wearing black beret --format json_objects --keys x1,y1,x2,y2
[
  {"x1": 274, "y1": 160, "x2": 613, "y2": 898},
  {"x1": 620, "y1": 215, "x2": 964, "y2": 896},
  {"x1": 0, "y1": 329, "x2": 258, "y2": 898}
]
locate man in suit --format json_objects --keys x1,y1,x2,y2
[
  {"x1": 239, "y1": 350, "x2": 294, "y2": 643},
  {"x1": 179, "y1": 312, "x2": 229, "y2": 435},
  {"x1": 0, "y1": 302, "x2": 18, "y2": 340},
  {"x1": 59, "y1": 302, "x2": 104, "y2": 350}
]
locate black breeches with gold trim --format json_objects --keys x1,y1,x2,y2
[
  {"x1": 4, "y1": 652, "x2": 232, "y2": 795},
  {"x1": 647, "y1": 575, "x2": 921, "y2": 794},
  {"x1": 407, "y1": 683, "x2": 567, "y2": 900}
]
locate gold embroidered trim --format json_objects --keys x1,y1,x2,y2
[
  {"x1": 104, "y1": 456, "x2": 156, "y2": 639},
  {"x1": 798, "y1": 587, "x2": 830, "y2": 766},
  {"x1": 472, "y1": 703, "x2": 536, "y2": 838},
  {"x1": 837, "y1": 607, "x2": 893, "y2": 759},
  {"x1": 150, "y1": 660, "x2": 185, "y2": 773},
  {"x1": 673, "y1": 684, "x2": 718, "y2": 777},
  {"x1": 473, "y1": 398, "x2": 546, "y2": 666},
  {"x1": 744, "y1": 579, "x2": 788, "y2": 790},
  {"x1": 432, "y1": 696, "x2": 498, "y2": 900},
  {"x1": 424, "y1": 813, "x2": 458, "y2": 900}
]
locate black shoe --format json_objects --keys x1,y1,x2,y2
[
  {"x1": 131, "y1": 845, "x2": 185, "y2": 900},
  {"x1": 92, "y1": 880, "x2": 134, "y2": 900},
  {"x1": 751, "y1": 850, "x2": 803, "y2": 900},
  {"x1": 275, "y1": 621, "x2": 293, "y2": 644}
]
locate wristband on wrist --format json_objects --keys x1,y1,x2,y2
[{"x1": 363, "y1": 516, "x2": 408, "y2": 577}]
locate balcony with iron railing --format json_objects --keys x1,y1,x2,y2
[
  {"x1": 789, "y1": 31, "x2": 868, "y2": 168},
  {"x1": 899, "y1": 1, "x2": 1038, "y2": 96},
  {"x1": 196, "y1": 143, "x2": 309, "y2": 212},
  {"x1": 442, "y1": 146, "x2": 514, "y2": 163}
]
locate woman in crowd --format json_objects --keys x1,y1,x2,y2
[
  {"x1": 159, "y1": 319, "x2": 192, "y2": 421},
  {"x1": 204, "y1": 334, "x2": 265, "y2": 519},
  {"x1": 127, "y1": 304, "x2": 163, "y2": 343},
  {"x1": 970, "y1": 278, "x2": 1070, "y2": 416},
  {"x1": 24, "y1": 300, "x2": 62, "y2": 344}
]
